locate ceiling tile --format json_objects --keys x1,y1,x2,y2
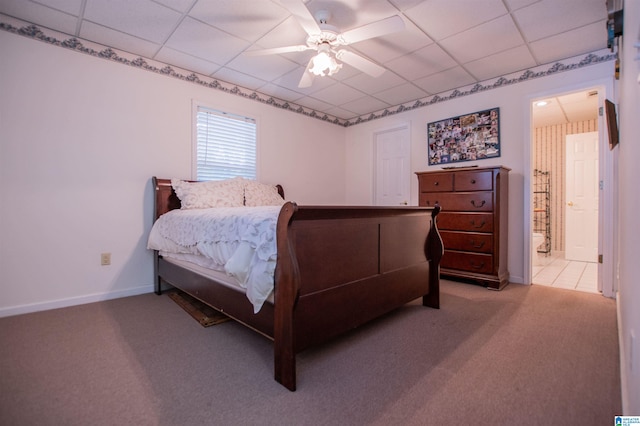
[
  {"x1": 30, "y1": 0, "x2": 83, "y2": 15},
  {"x1": 388, "y1": 0, "x2": 428, "y2": 11},
  {"x1": 350, "y1": 20, "x2": 433, "y2": 64},
  {"x1": 529, "y1": 21, "x2": 607, "y2": 64},
  {"x1": 80, "y1": 21, "x2": 161, "y2": 58},
  {"x1": 253, "y1": 16, "x2": 309, "y2": 50},
  {"x1": 405, "y1": 0, "x2": 508, "y2": 41},
  {"x1": 342, "y1": 69, "x2": 405, "y2": 93},
  {"x1": 340, "y1": 95, "x2": 390, "y2": 115},
  {"x1": 212, "y1": 67, "x2": 267, "y2": 91},
  {"x1": 413, "y1": 66, "x2": 476, "y2": 94},
  {"x1": 385, "y1": 43, "x2": 457, "y2": 80},
  {"x1": 293, "y1": 95, "x2": 334, "y2": 113},
  {"x1": 513, "y1": 0, "x2": 606, "y2": 42},
  {"x1": 189, "y1": 0, "x2": 288, "y2": 43},
  {"x1": 310, "y1": 82, "x2": 366, "y2": 105},
  {"x1": 0, "y1": 0, "x2": 79, "y2": 34},
  {"x1": 226, "y1": 52, "x2": 300, "y2": 82},
  {"x1": 165, "y1": 17, "x2": 250, "y2": 64},
  {"x1": 83, "y1": 0, "x2": 182, "y2": 44},
  {"x1": 464, "y1": 45, "x2": 537, "y2": 81},
  {"x1": 373, "y1": 83, "x2": 429, "y2": 104},
  {"x1": 324, "y1": 105, "x2": 360, "y2": 119},
  {"x1": 257, "y1": 82, "x2": 307, "y2": 103},
  {"x1": 154, "y1": 46, "x2": 221, "y2": 76},
  {"x1": 154, "y1": 0, "x2": 203, "y2": 14},
  {"x1": 304, "y1": 0, "x2": 399, "y2": 33},
  {"x1": 440, "y1": 15, "x2": 525, "y2": 64},
  {"x1": 503, "y1": 0, "x2": 541, "y2": 12}
]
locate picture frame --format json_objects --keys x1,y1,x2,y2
[
  {"x1": 605, "y1": 99, "x2": 619, "y2": 150},
  {"x1": 427, "y1": 107, "x2": 501, "y2": 166}
]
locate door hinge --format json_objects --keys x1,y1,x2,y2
[{"x1": 598, "y1": 254, "x2": 603, "y2": 263}]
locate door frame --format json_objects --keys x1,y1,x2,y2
[
  {"x1": 373, "y1": 123, "x2": 411, "y2": 206},
  {"x1": 525, "y1": 79, "x2": 617, "y2": 297}
]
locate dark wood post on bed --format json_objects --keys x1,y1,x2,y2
[
  {"x1": 150, "y1": 176, "x2": 442, "y2": 391},
  {"x1": 424, "y1": 205, "x2": 443, "y2": 309}
]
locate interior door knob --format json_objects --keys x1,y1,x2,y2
[{"x1": 567, "y1": 201, "x2": 574, "y2": 206}]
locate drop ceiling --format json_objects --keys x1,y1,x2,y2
[{"x1": 0, "y1": 0, "x2": 609, "y2": 123}]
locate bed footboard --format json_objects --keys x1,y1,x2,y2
[{"x1": 273, "y1": 203, "x2": 442, "y2": 391}]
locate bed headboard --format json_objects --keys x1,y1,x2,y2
[{"x1": 152, "y1": 177, "x2": 285, "y2": 221}]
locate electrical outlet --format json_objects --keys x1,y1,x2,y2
[{"x1": 101, "y1": 253, "x2": 111, "y2": 266}]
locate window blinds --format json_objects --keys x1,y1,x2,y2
[{"x1": 195, "y1": 106, "x2": 257, "y2": 181}]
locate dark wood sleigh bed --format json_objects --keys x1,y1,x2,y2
[{"x1": 151, "y1": 176, "x2": 443, "y2": 391}]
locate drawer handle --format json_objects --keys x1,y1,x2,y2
[
  {"x1": 469, "y1": 220, "x2": 486, "y2": 228},
  {"x1": 434, "y1": 181, "x2": 439, "y2": 186},
  {"x1": 471, "y1": 179, "x2": 476, "y2": 184},
  {"x1": 471, "y1": 200, "x2": 486, "y2": 208},
  {"x1": 469, "y1": 260, "x2": 486, "y2": 270},
  {"x1": 470, "y1": 240, "x2": 485, "y2": 249}
]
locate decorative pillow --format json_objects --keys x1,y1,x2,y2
[
  {"x1": 171, "y1": 177, "x2": 245, "y2": 209},
  {"x1": 244, "y1": 179, "x2": 285, "y2": 207}
]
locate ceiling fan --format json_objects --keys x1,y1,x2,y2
[{"x1": 246, "y1": 0, "x2": 406, "y2": 88}]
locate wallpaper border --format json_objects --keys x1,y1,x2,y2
[{"x1": 0, "y1": 16, "x2": 616, "y2": 128}]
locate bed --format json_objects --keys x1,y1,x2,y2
[{"x1": 149, "y1": 176, "x2": 443, "y2": 391}]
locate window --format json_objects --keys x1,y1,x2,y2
[{"x1": 194, "y1": 105, "x2": 257, "y2": 181}]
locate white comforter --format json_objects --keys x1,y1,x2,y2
[{"x1": 147, "y1": 206, "x2": 281, "y2": 313}]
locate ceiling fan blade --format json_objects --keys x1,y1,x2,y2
[
  {"x1": 336, "y1": 50, "x2": 386, "y2": 78},
  {"x1": 245, "y1": 45, "x2": 313, "y2": 56},
  {"x1": 279, "y1": 0, "x2": 322, "y2": 35},
  {"x1": 298, "y1": 58, "x2": 315, "y2": 88},
  {"x1": 339, "y1": 15, "x2": 405, "y2": 44}
]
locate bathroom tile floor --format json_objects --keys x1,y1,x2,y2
[{"x1": 532, "y1": 251, "x2": 599, "y2": 293}]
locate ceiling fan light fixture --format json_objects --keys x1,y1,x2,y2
[{"x1": 309, "y1": 49, "x2": 342, "y2": 76}]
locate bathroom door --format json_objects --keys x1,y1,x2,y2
[
  {"x1": 565, "y1": 132, "x2": 599, "y2": 262},
  {"x1": 374, "y1": 125, "x2": 411, "y2": 206}
]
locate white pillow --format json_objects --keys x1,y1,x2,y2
[
  {"x1": 244, "y1": 179, "x2": 285, "y2": 207},
  {"x1": 171, "y1": 178, "x2": 245, "y2": 209}
]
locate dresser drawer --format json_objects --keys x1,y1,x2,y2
[
  {"x1": 454, "y1": 170, "x2": 493, "y2": 191},
  {"x1": 440, "y1": 231, "x2": 494, "y2": 253},
  {"x1": 441, "y1": 251, "x2": 494, "y2": 274},
  {"x1": 419, "y1": 192, "x2": 493, "y2": 211},
  {"x1": 437, "y1": 212, "x2": 494, "y2": 232},
  {"x1": 418, "y1": 173, "x2": 453, "y2": 192}
]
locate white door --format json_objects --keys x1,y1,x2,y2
[
  {"x1": 375, "y1": 125, "x2": 410, "y2": 206},
  {"x1": 565, "y1": 132, "x2": 599, "y2": 262}
]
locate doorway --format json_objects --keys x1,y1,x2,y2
[{"x1": 530, "y1": 89, "x2": 600, "y2": 293}]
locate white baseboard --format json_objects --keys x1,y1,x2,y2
[
  {"x1": 0, "y1": 285, "x2": 154, "y2": 318},
  {"x1": 618, "y1": 293, "x2": 630, "y2": 414}
]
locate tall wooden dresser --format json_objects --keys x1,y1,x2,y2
[{"x1": 416, "y1": 166, "x2": 510, "y2": 290}]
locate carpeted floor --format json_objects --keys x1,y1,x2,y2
[{"x1": 0, "y1": 280, "x2": 621, "y2": 425}]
